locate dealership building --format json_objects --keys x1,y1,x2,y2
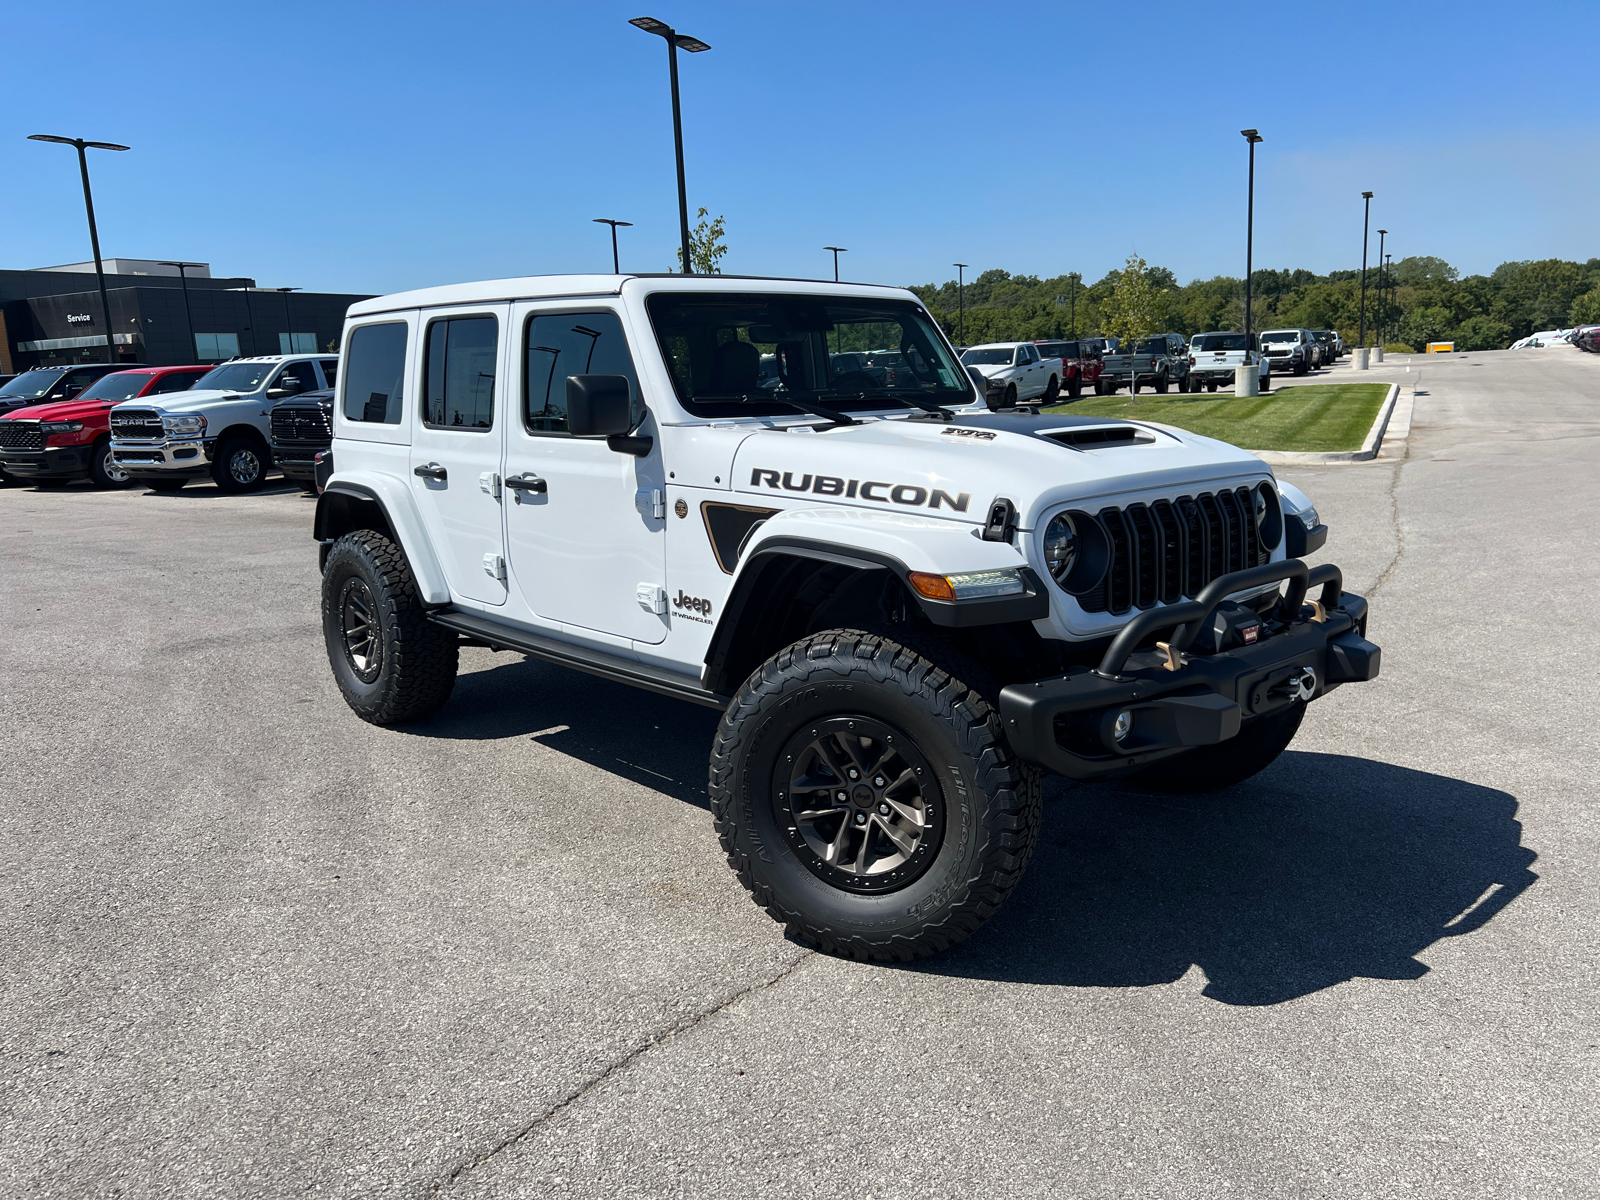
[{"x1": 0, "y1": 259, "x2": 372, "y2": 374}]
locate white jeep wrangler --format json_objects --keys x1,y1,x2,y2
[{"x1": 314, "y1": 274, "x2": 1378, "y2": 961}]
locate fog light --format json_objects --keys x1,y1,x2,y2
[{"x1": 1113, "y1": 710, "x2": 1133, "y2": 742}]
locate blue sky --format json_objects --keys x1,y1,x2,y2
[{"x1": 5, "y1": 1, "x2": 1595, "y2": 296}]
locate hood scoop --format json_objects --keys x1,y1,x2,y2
[{"x1": 1041, "y1": 424, "x2": 1157, "y2": 450}]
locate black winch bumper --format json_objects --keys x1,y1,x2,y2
[{"x1": 999, "y1": 560, "x2": 1379, "y2": 780}]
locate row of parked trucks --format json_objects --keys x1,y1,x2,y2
[{"x1": 958, "y1": 327, "x2": 1346, "y2": 409}]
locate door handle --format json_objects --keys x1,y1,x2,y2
[
  {"x1": 505, "y1": 472, "x2": 547, "y2": 503},
  {"x1": 413, "y1": 462, "x2": 447, "y2": 481}
]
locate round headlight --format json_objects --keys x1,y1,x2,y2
[{"x1": 1043, "y1": 513, "x2": 1078, "y2": 582}]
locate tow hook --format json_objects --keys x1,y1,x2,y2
[{"x1": 1274, "y1": 667, "x2": 1318, "y2": 703}]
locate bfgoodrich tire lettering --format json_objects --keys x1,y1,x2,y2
[
  {"x1": 710, "y1": 629, "x2": 1042, "y2": 962},
  {"x1": 321, "y1": 530, "x2": 458, "y2": 724}
]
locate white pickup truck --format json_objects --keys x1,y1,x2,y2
[
  {"x1": 959, "y1": 342, "x2": 1060, "y2": 407},
  {"x1": 1187, "y1": 332, "x2": 1271, "y2": 393}
]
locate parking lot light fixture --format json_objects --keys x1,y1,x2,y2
[
  {"x1": 28, "y1": 133, "x2": 129, "y2": 364},
  {"x1": 158, "y1": 261, "x2": 205, "y2": 364},
  {"x1": 1240, "y1": 130, "x2": 1263, "y2": 364},
  {"x1": 954, "y1": 263, "x2": 968, "y2": 344},
  {"x1": 1358, "y1": 191, "x2": 1374, "y2": 365},
  {"x1": 823, "y1": 246, "x2": 847, "y2": 282},
  {"x1": 1376, "y1": 229, "x2": 1388, "y2": 348},
  {"x1": 630, "y1": 17, "x2": 710, "y2": 275},
  {"x1": 593, "y1": 219, "x2": 633, "y2": 274}
]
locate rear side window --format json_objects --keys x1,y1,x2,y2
[
  {"x1": 342, "y1": 322, "x2": 409, "y2": 424},
  {"x1": 320, "y1": 358, "x2": 338, "y2": 388},
  {"x1": 424, "y1": 316, "x2": 498, "y2": 430},
  {"x1": 523, "y1": 311, "x2": 639, "y2": 436}
]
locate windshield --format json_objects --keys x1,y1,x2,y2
[
  {"x1": 79, "y1": 372, "x2": 156, "y2": 401},
  {"x1": 1260, "y1": 331, "x2": 1297, "y2": 344},
  {"x1": 1193, "y1": 333, "x2": 1249, "y2": 352},
  {"x1": 192, "y1": 362, "x2": 276, "y2": 392},
  {"x1": 0, "y1": 368, "x2": 68, "y2": 400},
  {"x1": 961, "y1": 348, "x2": 1014, "y2": 365},
  {"x1": 648, "y1": 294, "x2": 973, "y2": 418}
]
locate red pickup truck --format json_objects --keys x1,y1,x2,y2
[
  {"x1": 0, "y1": 365, "x2": 210, "y2": 488},
  {"x1": 1031, "y1": 339, "x2": 1104, "y2": 399}
]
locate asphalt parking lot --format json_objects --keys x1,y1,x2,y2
[{"x1": 4, "y1": 347, "x2": 1597, "y2": 1199}]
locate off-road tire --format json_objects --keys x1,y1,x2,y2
[
  {"x1": 1043, "y1": 375, "x2": 1060, "y2": 403},
  {"x1": 1126, "y1": 703, "x2": 1305, "y2": 793},
  {"x1": 1067, "y1": 376, "x2": 1082, "y2": 399},
  {"x1": 88, "y1": 436, "x2": 131, "y2": 489},
  {"x1": 321, "y1": 530, "x2": 458, "y2": 724},
  {"x1": 710, "y1": 629, "x2": 1042, "y2": 962},
  {"x1": 213, "y1": 435, "x2": 269, "y2": 493},
  {"x1": 146, "y1": 477, "x2": 188, "y2": 492},
  {"x1": 1154, "y1": 371, "x2": 1170, "y2": 394}
]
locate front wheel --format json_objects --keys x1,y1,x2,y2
[
  {"x1": 88, "y1": 436, "x2": 132, "y2": 489},
  {"x1": 1127, "y1": 704, "x2": 1305, "y2": 793},
  {"x1": 321, "y1": 530, "x2": 459, "y2": 724},
  {"x1": 710, "y1": 630, "x2": 1042, "y2": 962},
  {"x1": 213, "y1": 436, "x2": 269, "y2": 493},
  {"x1": 1043, "y1": 374, "x2": 1059, "y2": 403},
  {"x1": 1002, "y1": 383, "x2": 1018, "y2": 408},
  {"x1": 1067, "y1": 376, "x2": 1082, "y2": 399}
]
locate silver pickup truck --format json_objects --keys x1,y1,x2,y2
[{"x1": 1099, "y1": 332, "x2": 1193, "y2": 394}]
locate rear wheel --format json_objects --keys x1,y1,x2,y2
[
  {"x1": 88, "y1": 436, "x2": 132, "y2": 489},
  {"x1": 711, "y1": 629, "x2": 1041, "y2": 962},
  {"x1": 1067, "y1": 376, "x2": 1082, "y2": 399},
  {"x1": 1207, "y1": 381, "x2": 1218, "y2": 393},
  {"x1": 146, "y1": 477, "x2": 188, "y2": 492},
  {"x1": 1128, "y1": 705, "x2": 1305, "y2": 793},
  {"x1": 322, "y1": 529, "x2": 458, "y2": 724},
  {"x1": 213, "y1": 436, "x2": 269, "y2": 493},
  {"x1": 1154, "y1": 371, "x2": 1169, "y2": 394}
]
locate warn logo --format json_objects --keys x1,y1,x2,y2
[{"x1": 749, "y1": 469, "x2": 969, "y2": 512}]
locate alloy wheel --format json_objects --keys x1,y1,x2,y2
[
  {"x1": 102, "y1": 447, "x2": 129, "y2": 483},
  {"x1": 229, "y1": 447, "x2": 262, "y2": 484},
  {"x1": 340, "y1": 578, "x2": 382, "y2": 682},
  {"x1": 775, "y1": 715, "x2": 944, "y2": 894}
]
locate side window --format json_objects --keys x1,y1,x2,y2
[
  {"x1": 152, "y1": 372, "x2": 199, "y2": 395},
  {"x1": 319, "y1": 359, "x2": 338, "y2": 389},
  {"x1": 275, "y1": 362, "x2": 320, "y2": 395},
  {"x1": 342, "y1": 322, "x2": 409, "y2": 424},
  {"x1": 523, "y1": 310, "x2": 639, "y2": 436},
  {"x1": 424, "y1": 316, "x2": 498, "y2": 430},
  {"x1": 64, "y1": 369, "x2": 101, "y2": 394}
]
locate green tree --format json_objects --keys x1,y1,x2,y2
[
  {"x1": 1568, "y1": 286, "x2": 1600, "y2": 325},
  {"x1": 1100, "y1": 255, "x2": 1166, "y2": 344},
  {"x1": 674, "y1": 207, "x2": 728, "y2": 275}
]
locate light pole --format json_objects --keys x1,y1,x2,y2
[
  {"x1": 1068, "y1": 271, "x2": 1080, "y2": 337},
  {"x1": 158, "y1": 261, "x2": 204, "y2": 363},
  {"x1": 629, "y1": 17, "x2": 710, "y2": 275},
  {"x1": 28, "y1": 133, "x2": 129, "y2": 364},
  {"x1": 1375, "y1": 229, "x2": 1388, "y2": 349},
  {"x1": 592, "y1": 219, "x2": 633, "y2": 274},
  {"x1": 954, "y1": 263, "x2": 968, "y2": 344},
  {"x1": 1358, "y1": 191, "x2": 1374, "y2": 365},
  {"x1": 1240, "y1": 130, "x2": 1263, "y2": 361},
  {"x1": 1385, "y1": 252, "x2": 1394, "y2": 343},
  {"x1": 823, "y1": 246, "x2": 847, "y2": 282}
]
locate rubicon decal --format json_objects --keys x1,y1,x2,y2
[{"x1": 749, "y1": 469, "x2": 969, "y2": 512}]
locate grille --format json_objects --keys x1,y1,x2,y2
[
  {"x1": 271, "y1": 406, "x2": 332, "y2": 443},
  {"x1": 0, "y1": 421, "x2": 44, "y2": 450},
  {"x1": 1076, "y1": 487, "x2": 1267, "y2": 615},
  {"x1": 111, "y1": 409, "x2": 164, "y2": 440}
]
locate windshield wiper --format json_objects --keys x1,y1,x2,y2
[
  {"x1": 695, "y1": 393, "x2": 859, "y2": 426},
  {"x1": 821, "y1": 390, "x2": 955, "y2": 421}
]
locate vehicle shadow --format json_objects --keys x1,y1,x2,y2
[
  {"x1": 907, "y1": 754, "x2": 1538, "y2": 1005},
  {"x1": 395, "y1": 658, "x2": 1538, "y2": 1004},
  {"x1": 398, "y1": 655, "x2": 720, "y2": 809}
]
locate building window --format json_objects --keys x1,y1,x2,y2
[
  {"x1": 279, "y1": 332, "x2": 319, "y2": 354},
  {"x1": 195, "y1": 332, "x2": 241, "y2": 360}
]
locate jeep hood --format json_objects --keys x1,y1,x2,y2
[{"x1": 729, "y1": 411, "x2": 1270, "y2": 529}]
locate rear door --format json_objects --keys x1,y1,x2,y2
[
  {"x1": 500, "y1": 302, "x2": 668, "y2": 644},
  {"x1": 408, "y1": 305, "x2": 510, "y2": 607}
]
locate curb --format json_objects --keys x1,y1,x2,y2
[{"x1": 1248, "y1": 382, "x2": 1403, "y2": 466}]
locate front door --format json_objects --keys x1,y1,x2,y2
[
  {"x1": 408, "y1": 305, "x2": 509, "y2": 607},
  {"x1": 501, "y1": 304, "x2": 668, "y2": 645}
]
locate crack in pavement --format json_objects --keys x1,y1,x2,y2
[
  {"x1": 1368, "y1": 415, "x2": 1415, "y2": 600},
  {"x1": 406, "y1": 948, "x2": 815, "y2": 1197}
]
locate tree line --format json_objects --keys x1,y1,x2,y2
[{"x1": 906, "y1": 255, "x2": 1600, "y2": 350}]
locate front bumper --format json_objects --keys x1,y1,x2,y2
[
  {"x1": 0, "y1": 444, "x2": 93, "y2": 478},
  {"x1": 272, "y1": 440, "x2": 329, "y2": 481},
  {"x1": 111, "y1": 437, "x2": 214, "y2": 478},
  {"x1": 999, "y1": 560, "x2": 1379, "y2": 779}
]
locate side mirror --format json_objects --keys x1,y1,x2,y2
[
  {"x1": 266, "y1": 387, "x2": 288, "y2": 399},
  {"x1": 566, "y1": 374, "x2": 633, "y2": 436}
]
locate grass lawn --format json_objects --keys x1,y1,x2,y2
[{"x1": 1041, "y1": 382, "x2": 1391, "y2": 452}]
